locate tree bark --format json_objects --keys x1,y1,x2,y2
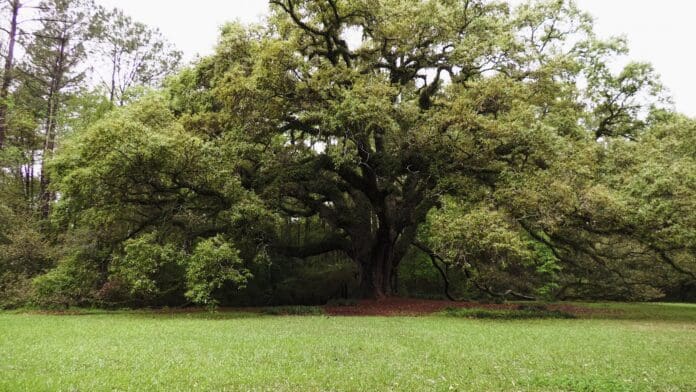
[{"x1": 357, "y1": 242, "x2": 397, "y2": 299}]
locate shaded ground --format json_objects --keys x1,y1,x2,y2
[
  {"x1": 30, "y1": 298, "x2": 613, "y2": 317},
  {"x1": 323, "y1": 298, "x2": 604, "y2": 316}
]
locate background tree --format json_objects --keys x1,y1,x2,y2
[
  {"x1": 93, "y1": 7, "x2": 182, "y2": 106},
  {"x1": 0, "y1": 0, "x2": 184, "y2": 307},
  {"x1": 19, "y1": 0, "x2": 95, "y2": 216},
  {"x1": 0, "y1": 0, "x2": 24, "y2": 150}
]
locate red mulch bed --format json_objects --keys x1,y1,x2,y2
[{"x1": 324, "y1": 298, "x2": 598, "y2": 317}]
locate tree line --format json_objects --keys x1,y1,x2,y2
[{"x1": 1, "y1": 0, "x2": 695, "y2": 308}]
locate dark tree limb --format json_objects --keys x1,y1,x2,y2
[
  {"x1": 655, "y1": 249, "x2": 696, "y2": 281},
  {"x1": 272, "y1": 233, "x2": 350, "y2": 259},
  {"x1": 412, "y1": 241, "x2": 455, "y2": 301},
  {"x1": 473, "y1": 284, "x2": 537, "y2": 301}
]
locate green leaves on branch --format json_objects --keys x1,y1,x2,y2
[
  {"x1": 47, "y1": 94, "x2": 268, "y2": 305},
  {"x1": 185, "y1": 235, "x2": 250, "y2": 306},
  {"x1": 113, "y1": 234, "x2": 250, "y2": 306},
  {"x1": 113, "y1": 233, "x2": 184, "y2": 297}
]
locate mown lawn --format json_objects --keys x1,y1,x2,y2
[{"x1": 0, "y1": 303, "x2": 694, "y2": 391}]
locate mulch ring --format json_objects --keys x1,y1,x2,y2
[{"x1": 324, "y1": 298, "x2": 603, "y2": 317}]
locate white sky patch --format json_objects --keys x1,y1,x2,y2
[
  {"x1": 575, "y1": 0, "x2": 696, "y2": 117},
  {"x1": 97, "y1": 0, "x2": 696, "y2": 117}
]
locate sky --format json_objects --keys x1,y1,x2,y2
[{"x1": 97, "y1": 0, "x2": 696, "y2": 117}]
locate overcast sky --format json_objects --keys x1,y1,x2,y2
[{"x1": 97, "y1": 0, "x2": 696, "y2": 117}]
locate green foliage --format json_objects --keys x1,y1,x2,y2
[
  {"x1": 0, "y1": 273, "x2": 34, "y2": 309},
  {"x1": 185, "y1": 235, "x2": 249, "y2": 305},
  {"x1": 0, "y1": 0, "x2": 185, "y2": 308},
  {"x1": 111, "y1": 233, "x2": 184, "y2": 298},
  {"x1": 423, "y1": 199, "x2": 561, "y2": 299},
  {"x1": 2, "y1": 0, "x2": 694, "y2": 306},
  {"x1": 0, "y1": 204, "x2": 52, "y2": 309},
  {"x1": 0, "y1": 217, "x2": 51, "y2": 277},
  {"x1": 166, "y1": 0, "x2": 641, "y2": 299},
  {"x1": 47, "y1": 94, "x2": 268, "y2": 305},
  {"x1": 429, "y1": 202, "x2": 536, "y2": 266},
  {"x1": 32, "y1": 255, "x2": 100, "y2": 308}
]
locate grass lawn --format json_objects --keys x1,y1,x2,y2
[{"x1": 1, "y1": 302, "x2": 695, "y2": 391}]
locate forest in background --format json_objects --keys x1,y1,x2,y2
[{"x1": 0, "y1": 0, "x2": 695, "y2": 309}]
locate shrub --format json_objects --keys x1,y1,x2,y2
[
  {"x1": 95, "y1": 277, "x2": 131, "y2": 306},
  {"x1": 0, "y1": 273, "x2": 35, "y2": 309},
  {"x1": 184, "y1": 235, "x2": 250, "y2": 306},
  {"x1": 32, "y1": 256, "x2": 100, "y2": 308},
  {"x1": 111, "y1": 233, "x2": 185, "y2": 299}
]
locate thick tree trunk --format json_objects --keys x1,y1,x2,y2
[
  {"x1": 358, "y1": 259, "x2": 391, "y2": 299},
  {"x1": 357, "y1": 243, "x2": 397, "y2": 299}
]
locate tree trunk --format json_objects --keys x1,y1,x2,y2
[
  {"x1": 109, "y1": 47, "x2": 118, "y2": 104},
  {"x1": 40, "y1": 79, "x2": 60, "y2": 218},
  {"x1": 357, "y1": 243, "x2": 397, "y2": 299},
  {"x1": 39, "y1": 36, "x2": 68, "y2": 218},
  {"x1": 0, "y1": 0, "x2": 20, "y2": 149}
]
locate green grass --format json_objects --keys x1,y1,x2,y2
[{"x1": 1, "y1": 303, "x2": 695, "y2": 391}]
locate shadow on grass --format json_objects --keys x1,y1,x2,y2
[
  {"x1": 440, "y1": 305, "x2": 576, "y2": 320},
  {"x1": 13, "y1": 305, "x2": 327, "y2": 320},
  {"x1": 576, "y1": 302, "x2": 696, "y2": 322},
  {"x1": 5, "y1": 302, "x2": 695, "y2": 322}
]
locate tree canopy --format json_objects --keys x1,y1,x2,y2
[{"x1": 1, "y1": 0, "x2": 695, "y2": 307}]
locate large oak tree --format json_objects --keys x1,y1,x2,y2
[
  {"x1": 166, "y1": 0, "x2": 647, "y2": 298},
  {"x1": 50, "y1": 0, "x2": 689, "y2": 303}
]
